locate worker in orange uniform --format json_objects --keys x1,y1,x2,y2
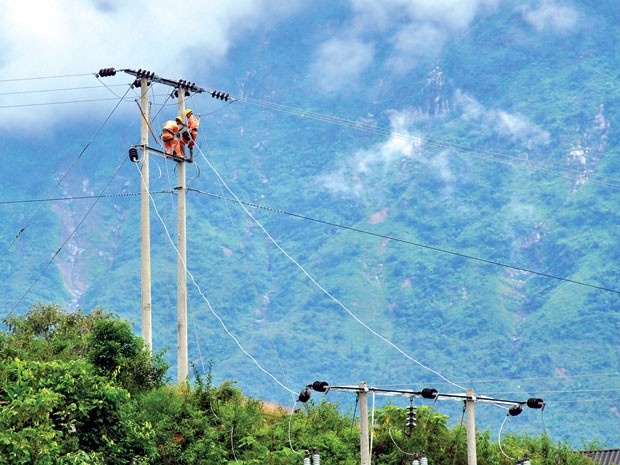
[
  {"x1": 184, "y1": 108, "x2": 200, "y2": 161},
  {"x1": 175, "y1": 115, "x2": 188, "y2": 159},
  {"x1": 161, "y1": 119, "x2": 184, "y2": 158}
]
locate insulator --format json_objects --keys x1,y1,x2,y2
[
  {"x1": 312, "y1": 381, "x2": 329, "y2": 392},
  {"x1": 421, "y1": 388, "x2": 438, "y2": 399},
  {"x1": 421, "y1": 454, "x2": 428, "y2": 465},
  {"x1": 211, "y1": 90, "x2": 231, "y2": 101},
  {"x1": 298, "y1": 388, "x2": 311, "y2": 403},
  {"x1": 412, "y1": 454, "x2": 420, "y2": 465},
  {"x1": 128, "y1": 147, "x2": 139, "y2": 163},
  {"x1": 508, "y1": 404, "x2": 523, "y2": 416},
  {"x1": 313, "y1": 449, "x2": 320, "y2": 465},
  {"x1": 527, "y1": 398, "x2": 544, "y2": 409},
  {"x1": 523, "y1": 455, "x2": 530, "y2": 465},
  {"x1": 173, "y1": 89, "x2": 179, "y2": 98},
  {"x1": 304, "y1": 451, "x2": 311, "y2": 465},
  {"x1": 97, "y1": 67, "x2": 116, "y2": 77},
  {"x1": 406, "y1": 404, "x2": 417, "y2": 429}
]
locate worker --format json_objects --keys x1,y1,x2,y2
[
  {"x1": 184, "y1": 108, "x2": 200, "y2": 161},
  {"x1": 161, "y1": 119, "x2": 184, "y2": 158},
  {"x1": 175, "y1": 115, "x2": 189, "y2": 160}
]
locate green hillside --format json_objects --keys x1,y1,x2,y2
[{"x1": 0, "y1": 0, "x2": 618, "y2": 447}]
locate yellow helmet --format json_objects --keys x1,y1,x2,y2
[
  {"x1": 184, "y1": 109, "x2": 193, "y2": 116},
  {"x1": 176, "y1": 115, "x2": 184, "y2": 123}
]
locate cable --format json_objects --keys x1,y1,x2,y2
[
  {"x1": 497, "y1": 414, "x2": 514, "y2": 460},
  {"x1": 388, "y1": 427, "x2": 416, "y2": 457},
  {"x1": 186, "y1": 189, "x2": 620, "y2": 295},
  {"x1": 0, "y1": 84, "x2": 127, "y2": 96},
  {"x1": 0, "y1": 73, "x2": 95, "y2": 82},
  {"x1": 236, "y1": 95, "x2": 620, "y2": 191},
  {"x1": 287, "y1": 400, "x2": 303, "y2": 455},
  {"x1": 194, "y1": 145, "x2": 466, "y2": 391},
  {"x1": 0, "y1": 190, "x2": 173, "y2": 205}
]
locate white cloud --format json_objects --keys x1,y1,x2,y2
[
  {"x1": 455, "y1": 90, "x2": 550, "y2": 143},
  {"x1": 0, "y1": 0, "x2": 300, "y2": 128},
  {"x1": 312, "y1": 38, "x2": 375, "y2": 93},
  {"x1": 320, "y1": 109, "x2": 424, "y2": 197},
  {"x1": 522, "y1": 0, "x2": 579, "y2": 32},
  {"x1": 312, "y1": 0, "x2": 501, "y2": 87}
]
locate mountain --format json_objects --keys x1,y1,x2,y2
[{"x1": 1, "y1": 0, "x2": 618, "y2": 447}]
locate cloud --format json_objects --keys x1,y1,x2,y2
[
  {"x1": 455, "y1": 90, "x2": 550, "y2": 144},
  {"x1": 522, "y1": 0, "x2": 579, "y2": 32},
  {"x1": 310, "y1": 0, "x2": 501, "y2": 90},
  {"x1": 0, "y1": 0, "x2": 300, "y2": 128},
  {"x1": 320, "y1": 109, "x2": 424, "y2": 197},
  {"x1": 311, "y1": 38, "x2": 375, "y2": 93}
]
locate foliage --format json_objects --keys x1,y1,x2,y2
[
  {"x1": 0, "y1": 305, "x2": 603, "y2": 464},
  {"x1": 87, "y1": 318, "x2": 170, "y2": 394}
]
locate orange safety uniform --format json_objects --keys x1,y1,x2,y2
[
  {"x1": 186, "y1": 111, "x2": 200, "y2": 154},
  {"x1": 161, "y1": 120, "x2": 183, "y2": 157}
]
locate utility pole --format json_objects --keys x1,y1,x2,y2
[
  {"x1": 298, "y1": 381, "x2": 545, "y2": 465},
  {"x1": 176, "y1": 93, "x2": 188, "y2": 384},
  {"x1": 465, "y1": 388, "x2": 477, "y2": 465},
  {"x1": 139, "y1": 77, "x2": 152, "y2": 349},
  {"x1": 359, "y1": 382, "x2": 371, "y2": 465}
]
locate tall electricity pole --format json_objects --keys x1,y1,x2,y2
[
  {"x1": 176, "y1": 94, "x2": 188, "y2": 384},
  {"x1": 139, "y1": 77, "x2": 152, "y2": 349}
]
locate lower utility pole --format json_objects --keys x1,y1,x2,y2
[
  {"x1": 139, "y1": 77, "x2": 152, "y2": 349},
  {"x1": 176, "y1": 95, "x2": 188, "y2": 384},
  {"x1": 359, "y1": 382, "x2": 371, "y2": 465},
  {"x1": 465, "y1": 388, "x2": 477, "y2": 465}
]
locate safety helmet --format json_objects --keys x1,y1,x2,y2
[
  {"x1": 184, "y1": 109, "x2": 193, "y2": 116},
  {"x1": 176, "y1": 115, "x2": 184, "y2": 123}
]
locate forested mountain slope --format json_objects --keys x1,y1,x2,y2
[{"x1": 0, "y1": 0, "x2": 618, "y2": 446}]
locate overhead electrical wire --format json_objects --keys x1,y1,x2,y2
[
  {"x1": 0, "y1": 73, "x2": 95, "y2": 82},
  {"x1": 235, "y1": 95, "x2": 620, "y2": 191}
]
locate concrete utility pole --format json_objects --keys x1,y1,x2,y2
[
  {"x1": 465, "y1": 388, "x2": 478, "y2": 465},
  {"x1": 176, "y1": 94, "x2": 188, "y2": 384},
  {"x1": 139, "y1": 77, "x2": 152, "y2": 349},
  {"x1": 359, "y1": 382, "x2": 371, "y2": 465}
]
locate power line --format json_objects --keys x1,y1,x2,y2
[
  {"x1": 0, "y1": 191, "x2": 173, "y2": 205},
  {"x1": 186, "y1": 188, "x2": 620, "y2": 296},
  {"x1": 0, "y1": 84, "x2": 129, "y2": 96},
  {"x1": 0, "y1": 73, "x2": 95, "y2": 82}
]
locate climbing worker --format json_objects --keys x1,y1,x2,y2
[
  {"x1": 175, "y1": 115, "x2": 189, "y2": 160},
  {"x1": 161, "y1": 119, "x2": 184, "y2": 158},
  {"x1": 184, "y1": 108, "x2": 200, "y2": 161}
]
